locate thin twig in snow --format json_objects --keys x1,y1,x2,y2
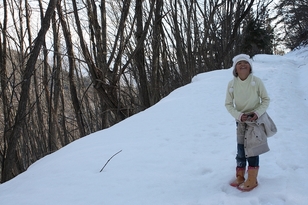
[{"x1": 99, "y1": 150, "x2": 122, "y2": 172}]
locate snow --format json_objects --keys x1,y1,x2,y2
[{"x1": 1, "y1": 47, "x2": 308, "y2": 205}]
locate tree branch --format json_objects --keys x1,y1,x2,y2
[{"x1": 100, "y1": 150, "x2": 122, "y2": 172}]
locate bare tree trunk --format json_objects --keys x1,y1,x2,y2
[
  {"x1": 171, "y1": 1, "x2": 188, "y2": 83},
  {"x1": 0, "y1": 0, "x2": 12, "y2": 183},
  {"x1": 36, "y1": 0, "x2": 50, "y2": 155},
  {"x1": 59, "y1": 77, "x2": 70, "y2": 145},
  {"x1": 134, "y1": 0, "x2": 151, "y2": 109},
  {"x1": 48, "y1": 13, "x2": 62, "y2": 150},
  {"x1": 151, "y1": 0, "x2": 163, "y2": 104},
  {"x1": 2, "y1": 0, "x2": 58, "y2": 182},
  {"x1": 99, "y1": 0, "x2": 109, "y2": 128},
  {"x1": 57, "y1": 1, "x2": 87, "y2": 138},
  {"x1": 185, "y1": 0, "x2": 194, "y2": 81}
]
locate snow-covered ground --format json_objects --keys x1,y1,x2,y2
[{"x1": 0, "y1": 47, "x2": 308, "y2": 205}]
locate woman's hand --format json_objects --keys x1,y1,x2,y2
[
  {"x1": 240, "y1": 114, "x2": 249, "y2": 122},
  {"x1": 241, "y1": 113, "x2": 258, "y2": 122},
  {"x1": 248, "y1": 113, "x2": 258, "y2": 121}
]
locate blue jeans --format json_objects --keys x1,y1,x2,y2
[{"x1": 236, "y1": 143, "x2": 259, "y2": 167}]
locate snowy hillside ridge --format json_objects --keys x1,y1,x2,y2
[{"x1": 0, "y1": 47, "x2": 308, "y2": 205}]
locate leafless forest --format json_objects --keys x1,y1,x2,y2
[{"x1": 0, "y1": 0, "x2": 302, "y2": 182}]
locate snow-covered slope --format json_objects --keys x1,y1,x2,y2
[{"x1": 0, "y1": 47, "x2": 308, "y2": 205}]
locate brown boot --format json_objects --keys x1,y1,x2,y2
[
  {"x1": 230, "y1": 167, "x2": 245, "y2": 187},
  {"x1": 237, "y1": 166, "x2": 259, "y2": 191}
]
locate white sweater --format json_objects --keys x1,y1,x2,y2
[{"x1": 225, "y1": 74, "x2": 270, "y2": 121}]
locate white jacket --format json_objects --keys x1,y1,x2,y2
[{"x1": 243, "y1": 112, "x2": 277, "y2": 157}]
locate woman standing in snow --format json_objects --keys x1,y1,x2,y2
[{"x1": 225, "y1": 54, "x2": 276, "y2": 191}]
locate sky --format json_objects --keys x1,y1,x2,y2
[{"x1": 0, "y1": 47, "x2": 307, "y2": 205}]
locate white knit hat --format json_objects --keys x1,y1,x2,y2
[{"x1": 232, "y1": 54, "x2": 253, "y2": 77}]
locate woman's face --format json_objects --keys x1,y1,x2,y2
[{"x1": 236, "y1": 60, "x2": 251, "y2": 80}]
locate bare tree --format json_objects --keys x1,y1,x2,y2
[{"x1": 2, "y1": 0, "x2": 58, "y2": 182}]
